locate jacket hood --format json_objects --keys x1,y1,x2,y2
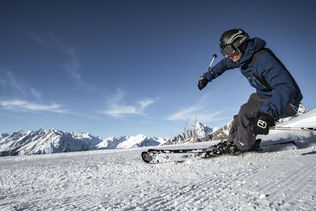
[{"x1": 239, "y1": 37, "x2": 266, "y2": 64}]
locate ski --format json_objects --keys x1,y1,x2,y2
[
  {"x1": 261, "y1": 140, "x2": 297, "y2": 147},
  {"x1": 272, "y1": 127, "x2": 316, "y2": 131},
  {"x1": 141, "y1": 148, "x2": 206, "y2": 164},
  {"x1": 141, "y1": 140, "x2": 297, "y2": 164},
  {"x1": 141, "y1": 143, "x2": 239, "y2": 164}
]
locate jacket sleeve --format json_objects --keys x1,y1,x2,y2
[
  {"x1": 255, "y1": 52, "x2": 297, "y2": 118},
  {"x1": 203, "y1": 58, "x2": 239, "y2": 81}
]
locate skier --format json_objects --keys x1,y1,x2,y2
[{"x1": 198, "y1": 28, "x2": 303, "y2": 153}]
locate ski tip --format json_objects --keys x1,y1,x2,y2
[{"x1": 141, "y1": 151, "x2": 152, "y2": 163}]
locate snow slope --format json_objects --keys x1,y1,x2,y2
[{"x1": 0, "y1": 110, "x2": 315, "y2": 210}]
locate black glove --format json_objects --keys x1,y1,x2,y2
[
  {"x1": 198, "y1": 76, "x2": 209, "y2": 90},
  {"x1": 250, "y1": 112, "x2": 275, "y2": 135}
]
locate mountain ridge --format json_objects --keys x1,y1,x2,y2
[{"x1": 0, "y1": 129, "x2": 168, "y2": 156}]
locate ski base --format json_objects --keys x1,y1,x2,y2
[
  {"x1": 141, "y1": 140, "x2": 297, "y2": 164},
  {"x1": 141, "y1": 145, "x2": 235, "y2": 164}
]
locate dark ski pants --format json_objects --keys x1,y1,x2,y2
[
  {"x1": 227, "y1": 93, "x2": 268, "y2": 151},
  {"x1": 227, "y1": 93, "x2": 298, "y2": 151}
]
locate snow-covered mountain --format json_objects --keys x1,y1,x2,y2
[
  {"x1": 0, "y1": 129, "x2": 167, "y2": 156},
  {"x1": 97, "y1": 134, "x2": 167, "y2": 149},
  {"x1": 164, "y1": 122, "x2": 214, "y2": 145},
  {"x1": 0, "y1": 129, "x2": 103, "y2": 156},
  {"x1": 1, "y1": 122, "x2": 212, "y2": 156}
]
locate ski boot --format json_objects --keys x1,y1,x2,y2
[
  {"x1": 248, "y1": 139, "x2": 262, "y2": 152},
  {"x1": 216, "y1": 141, "x2": 240, "y2": 155}
]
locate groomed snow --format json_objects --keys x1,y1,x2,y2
[{"x1": 0, "y1": 111, "x2": 315, "y2": 210}]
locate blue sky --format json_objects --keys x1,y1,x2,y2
[{"x1": 1, "y1": 0, "x2": 316, "y2": 138}]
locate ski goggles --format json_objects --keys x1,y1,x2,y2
[{"x1": 221, "y1": 44, "x2": 236, "y2": 57}]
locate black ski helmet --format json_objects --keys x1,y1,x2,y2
[{"x1": 219, "y1": 29, "x2": 249, "y2": 56}]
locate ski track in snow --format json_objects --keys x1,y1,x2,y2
[{"x1": 1, "y1": 134, "x2": 316, "y2": 211}]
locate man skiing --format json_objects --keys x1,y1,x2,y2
[{"x1": 198, "y1": 28, "x2": 303, "y2": 153}]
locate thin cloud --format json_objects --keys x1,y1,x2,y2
[
  {"x1": 62, "y1": 48, "x2": 85, "y2": 86},
  {"x1": 0, "y1": 99, "x2": 101, "y2": 119},
  {"x1": 0, "y1": 99, "x2": 68, "y2": 114},
  {"x1": 139, "y1": 99, "x2": 155, "y2": 109},
  {"x1": 4, "y1": 71, "x2": 23, "y2": 93},
  {"x1": 167, "y1": 105, "x2": 224, "y2": 123},
  {"x1": 31, "y1": 33, "x2": 101, "y2": 94},
  {"x1": 31, "y1": 32, "x2": 50, "y2": 46},
  {"x1": 167, "y1": 105, "x2": 201, "y2": 121},
  {"x1": 30, "y1": 88, "x2": 42, "y2": 99},
  {"x1": 0, "y1": 78, "x2": 6, "y2": 86},
  {"x1": 31, "y1": 33, "x2": 85, "y2": 86},
  {"x1": 101, "y1": 89, "x2": 155, "y2": 118},
  {"x1": 167, "y1": 94, "x2": 227, "y2": 124},
  {"x1": 50, "y1": 34, "x2": 86, "y2": 87},
  {"x1": 0, "y1": 70, "x2": 42, "y2": 99}
]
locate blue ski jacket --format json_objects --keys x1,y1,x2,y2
[{"x1": 203, "y1": 37, "x2": 303, "y2": 118}]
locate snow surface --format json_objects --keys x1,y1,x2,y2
[{"x1": 0, "y1": 111, "x2": 316, "y2": 210}]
